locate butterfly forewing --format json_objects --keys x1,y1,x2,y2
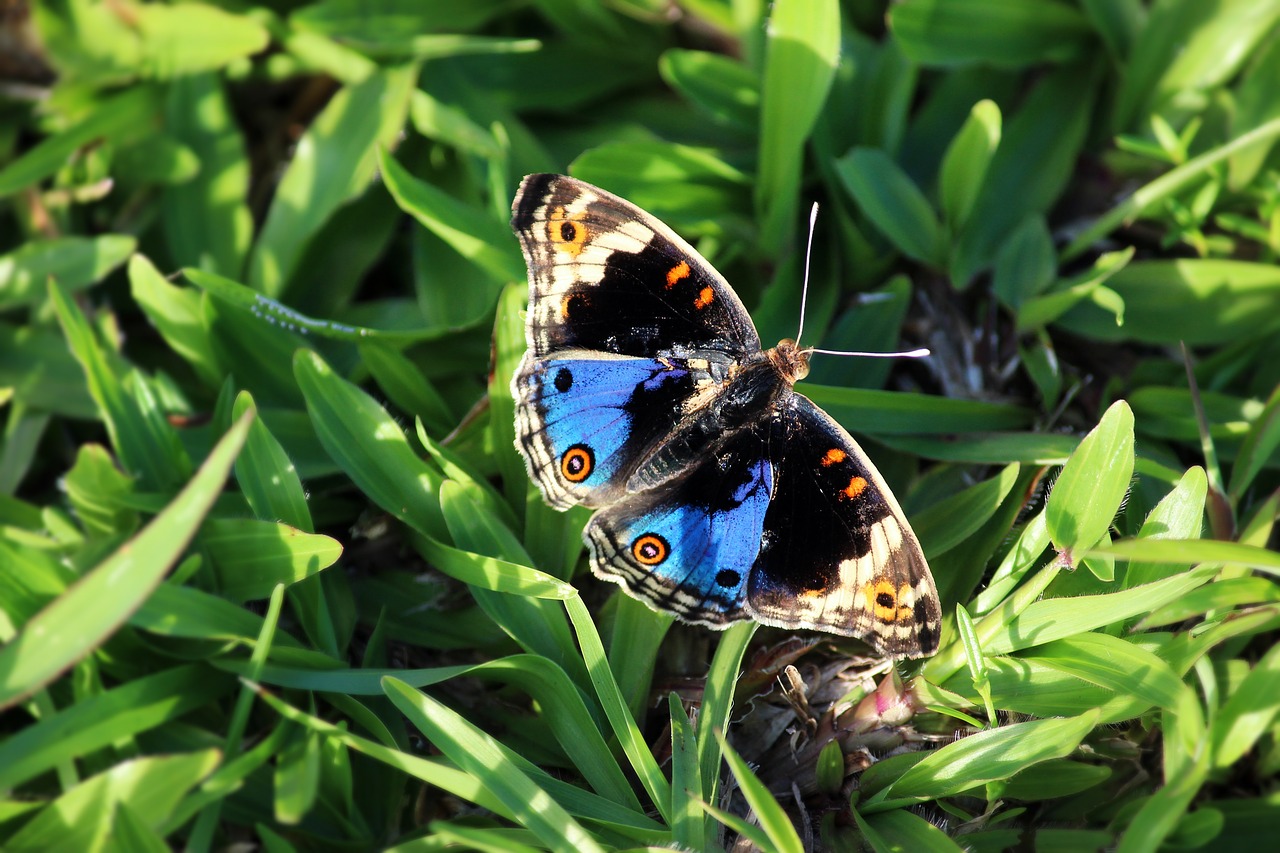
[{"x1": 511, "y1": 174, "x2": 759, "y2": 359}]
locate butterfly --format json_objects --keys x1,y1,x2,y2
[{"x1": 509, "y1": 174, "x2": 941, "y2": 658}]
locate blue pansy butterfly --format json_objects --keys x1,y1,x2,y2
[{"x1": 510, "y1": 174, "x2": 941, "y2": 658}]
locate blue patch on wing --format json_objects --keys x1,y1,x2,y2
[
  {"x1": 588, "y1": 448, "x2": 773, "y2": 623},
  {"x1": 519, "y1": 354, "x2": 694, "y2": 501}
]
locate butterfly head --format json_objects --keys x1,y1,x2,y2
[{"x1": 767, "y1": 338, "x2": 812, "y2": 385}]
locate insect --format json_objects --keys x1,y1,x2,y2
[{"x1": 510, "y1": 174, "x2": 940, "y2": 658}]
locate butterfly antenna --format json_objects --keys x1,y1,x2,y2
[
  {"x1": 794, "y1": 201, "x2": 820, "y2": 349},
  {"x1": 794, "y1": 201, "x2": 932, "y2": 361}
]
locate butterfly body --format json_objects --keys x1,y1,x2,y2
[{"x1": 511, "y1": 174, "x2": 941, "y2": 658}]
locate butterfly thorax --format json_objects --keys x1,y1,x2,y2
[{"x1": 766, "y1": 338, "x2": 811, "y2": 385}]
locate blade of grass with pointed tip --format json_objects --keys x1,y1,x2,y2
[
  {"x1": 411, "y1": 531, "x2": 574, "y2": 599},
  {"x1": 1121, "y1": 466, "x2": 1207, "y2": 589},
  {"x1": 1092, "y1": 539, "x2": 1280, "y2": 574},
  {"x1": 859, "y1": 807, "x2": 966, "y2": 853},
  {"x1": 202, "y1": 518, "x2": 341, "y2": 602},
  {"x1": 1047, "y1": 400, "x2": 1134, "y2": 555},
  {"x1": 1020, "y1": 633, "x2": 1186, "y2": 711},
  {"x1": 380, "y1": 148, "x2": 523, "y2": 284},
  {"x1": 0, "y1": 665, "x2": 233, "y2": 791},
  {"x1": 0, "y1": 413, "x2": 252, "y2": 710},
  {"x1": 668, "y1": 693, "x2": 704, "y2": 850},
  {"x1": 939, "y1": 99, "x2": 1002, "y2": 233},
  {"x1": 874, "y1": 710, "x2": 1100, "y2": 806},
  {"x1": 221, "y1": 653, "x2": 639, "y2": 812},
  {"x1": 980, "y1": 566, "x2": 1215, "y2": 658},
  {"x1": 837, "y1": 148, "x2": 942, "y2": 266},
  {"x1": 0, "y1": 235, "x2": 136, "y2": 309},
  {"x1": 51, "y1": 279, "x2": 192, "y2": 491},
  {"x1": 912, "y1": 463, "x2": 1019, "y2": 558},
  {"x1": 716, "y1": 732, "x2": 804, "y2": 853},
  {"x1": 232, "y1": 392, "x2": 312, "y2": 532},
  {"x1": 438, "y1": 480, "x2": 587, "y2": 686}
]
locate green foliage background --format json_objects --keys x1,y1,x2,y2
[{"x1": 2, "y1": 0, "x2": 1280, "y2": 850}]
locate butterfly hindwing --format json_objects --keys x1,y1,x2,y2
[
  {"x1": 585, "y1": 424, "x2": 773, "y2": 625},
  {"x1": 747, "y1": 395, "x2": 941, "y2": 657},
  {"x1": 513, "y1": 349, "x2": 704, "y2": 509},
  {"x1": 511, "y1": 174, "x2": 759, "y2": 360}
]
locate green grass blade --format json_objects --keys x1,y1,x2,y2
[
  {"x1": 697, "y1": 621, "x2": 756, "y2": 810},
  {"x1": 380, "y1": 148, "x2": 523, "y2": 284},
  {"x1": 1093, "y1": 539, "x2": 1280, "y2": 573},
  {"x1": 979, "y1": 566, "x2": 1215, "y2": 657},
  {"x1": 383, "y1": 676, "x2": 606, "y2": 853},
  {"x1": 0, "y1": 665, "x2": 233, "y2": 791},
  {"x1": 0, "y1": 412, "x2": 252, "y2": 710},
  {"x1": 0, "y1": 86, "x2": 159, "y2": 195},
  {"x1": 51, "y1": 278, "x2": 192, "y2": 491},
  {"x1": 1047, "y1": 400, "x2": 1135, "y2": 556},
  {"x1": 201, "y1": 518, "x2": 341, "y2": 602},
  {"x1": 293, "y1": 349, "x2": 448, "y2": 539},
  {"x1": 939, "y1": 99, "x2": 1002, "y2": 233},
  {"x1": 876, "y1": 710, "x2": 1100, "y2": 806},
  {"x1": 1210, "y1": 640, "x2": 1280, "y2": 768},
  {"x1": 837, "y1": 147, "x2": 942, "y2": 266},
  {"x1": 858, "y1": 807, "x2": 966, "y2": 853},
  {"x1": 755, "y1": 0, "x2": 839, "y2": 250},
  {"x1": 564, "y1": 595, "x2": 672, "y2": 822},
  {"x1": 1020, "y1": 633, "x2": 1186, "y2": 711},
  {"x1": 3, "y1": 750, "x2": 221, "y2": 852},
  {"x1": 161, "y1": 72, "x2": 252, "y2": 278},
  {"x1": 716, "y1": 732, "x2": 804, "y2": 853},
  {"x1": 668, "y1": 693, "x2": 705, "y2": 849},
  {"x1": 248, "y1": 65, "x2": 416, "y2": 296},
  {"x1": 0, "y1": 235, "x2": 135, "y2": 310}
]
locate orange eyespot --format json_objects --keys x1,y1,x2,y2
[
  {"x1": 821, "y1": 448, "x2": 847, "y2": 467},
  {"x1": 864, "y1": 577, "x2": 914, "y2": 623},
  {"x1": 632, "y1": 533, "x2": 670, "y2": 566},
  {"x1": 560, "y1": 445, "x2": 594, "y2": 483},
  {"x1": 693, "y1": 286, "x2": 715, "y2": 309},
  {"x1": 548, "y1": 206, "x2": 589, "y2": 256},
  {"x1": 866, "y1": 578, "x2": 900, "y2": 622}
]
